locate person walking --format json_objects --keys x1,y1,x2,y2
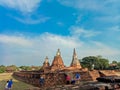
[
  {"x1": 66, "y1": 75, "x2": 71, "y2": 84},
  {"x1": 8, "y1": 79, "x2": 13, "y2": 90},
  {"x1": 4, "y1": 80, "x2": 9, "y2": 90},
  {"x1": 75, "y1": 73, "x2": 81, "y2": 84},
  {"x1": 39, "y1": 76, "x2": 45, "y2": 87}
]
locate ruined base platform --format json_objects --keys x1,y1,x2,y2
[{"x1": 96, "y1": 76, "x2": 120, "y2": 83}]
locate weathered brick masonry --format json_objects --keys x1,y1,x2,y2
[{"x1": 13, "y1": 49, "x2": 101, "y2": 88}]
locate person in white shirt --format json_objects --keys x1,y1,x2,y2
[{"x1": 4, "y1": 80, "x2": 9, "y2": 90}]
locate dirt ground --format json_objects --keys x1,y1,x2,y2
[{"x1": 0, "y1": 73, "x2": 40, "y2": 90}]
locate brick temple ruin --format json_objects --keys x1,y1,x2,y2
[
  {"x1": 41, "y1": 48, "x2": 83, "y2": 72},
  {"x1": 13, "y1": 48, "x2": 117, "y2": 88}
]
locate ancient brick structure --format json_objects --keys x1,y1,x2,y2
[
  {"x1": 51, "y1": 49, "x2": 65, "y2": 71},
  {"x1": 43, "y1": 56, "x2": 50, "y2": 68},
  {"x1": 13, "y1": 70, "x2": 100, "y2": 88},
  {"x1": 13, "y1": 48, "x2": 107, "y2": 88},
  {"x1": 42, "y1": 48, "x2": 82, "y2": 72},
  {"x1": 70, "y1": 48, "x2": 82, "y2": 69}
]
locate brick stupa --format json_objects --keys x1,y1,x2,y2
[
  {"x1": 51, "y1": 49, "x2": 65, "y2": 71},
  {"x1": 70, "y1": 48, "x2": 82, "y2": 68},
  {"x1": 43, "y1": 56, "x2": 50, "y2": 68}
]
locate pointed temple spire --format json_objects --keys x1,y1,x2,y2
[
  {"x1": 44, "y1": 56, "x2": 49, "y2": 63},
  {"x1": 70, "y1": 48, "x2": 82, "y2": 68},
  {"x1": 56, "y1": 48, "x2": 61, "y2": 56},
  {"x1": 43, "y1": 56, "x2": 50, "y2": 68},
  {"x1": 51, "y1": 49, "x2": 65, "y2": 71},
  {"x1": 73, "y1": 48, "x2": 76, "y2": 56}
]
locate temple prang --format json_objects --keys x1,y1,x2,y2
[
  {"x1": 70, "y1": 48, "x2": 82, "y2": 68},
  {"x1": 43, "y1": 56, "x2": 50, "y2": 68},
  {"x1": 50, "y1": 49, "x2": 65, "y2": 71},
  {"x1": 56, "y1": 48, "x2": 61, "y2": 56},
  {"x1": 41, "y1": 48, "x2": 82, "y2": 72}
]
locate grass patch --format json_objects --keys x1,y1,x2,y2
[{"x1": 0, "y1": 73, "x2": 38, "y2": 90}]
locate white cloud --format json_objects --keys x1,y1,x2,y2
[
  {"x1": 0, "y1": 33, "x2": 83, "y2": 66},
  {"x1": 70, "y1": 26, "x2": 101, "y2": 38},
  {"x1": 0, "y1": 0, "x2": 50, "y2": 24},
  {"x1": 95, "y1": 15, "x2": 120, "y2": 23},
  {"x1": 58, "y1": 0, "x2": 120, "y2": 13},
  {"x1": 14, "y1": 16, "x2": 50, "y2": 24},
  {"x1": 57, "y1": 22, "x2": 64, "y2": 26},
  {"x1": 0, "y1": 34, "x2": 32, "y2": 46},
  {"x1": 0, "y1": 33, "x2": 82, "y2": 51},
  {"x1": 78, "y1": 41, "x2": 120, "y2": 63},
  {"x1": 1, "y1": 33, "x2": 120, "y2": 66},
  {"x1": 58, "y1": 0, "x2": 120, "y2": 27},
  {"x1": 0, "y1": 0, "x2": 41, "y2": 14},
  {"x1": 33, "y1": 33, "x2": 82, "y2": 49},
  {"x1": 108, "y1": 26, "x2": 120, "y2": 32},
  {"x1": 58, "y1": 0, "x2": 105, "y2": 11},
  {"x1": 90, "y1": 41, "x2": 120, "y2": 56}
]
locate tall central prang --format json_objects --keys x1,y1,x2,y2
[{"x1": 51, "y1": 49, "x2": 65, "y2": 71}]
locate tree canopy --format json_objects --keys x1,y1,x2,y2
[{"x1": 81, "y1": 56, "x2": 109, "y2": 70}]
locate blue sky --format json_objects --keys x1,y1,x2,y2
[{"x1": 0, "y1": 0, "x2": 120, "y2": 66}]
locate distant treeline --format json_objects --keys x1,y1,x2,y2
[{"x1": 0, "y1": 65, "x2": 41, "y2": 73}]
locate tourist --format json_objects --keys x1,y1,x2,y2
[
  {"x1": 91, "y1": 64, "x2": 95, "y2": 70},
  {"x1": 66, "y1": 74, "x2": 71, "y2": 84},
  {"x1": 71, "y1": 78, "x2": 75, "y2": 85},
  {"x1": 39, "y1": 76, "x2": 45, "y2": 87},
  {"x1": 4, "y1": 80, "x2": 9, "y2": 90},
  {"x1": 8, "y1": 79, "x2": 13, "y2": 90},
  {"x1": 75, "y1": 73, "x2": 81, "y2": 84}
]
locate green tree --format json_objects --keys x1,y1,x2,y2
[
  {"x1": 109, "y1": 61, "x2": 120, "y2": 70},
  {"x1": 117, "y1": 62, "x2": 120, "y2": 69},
  {"x1": 0, "y1": 65, "x2": 6, "y2": 73},
  {"x1": 97, "y1": 58, "x2": 109, "y2": 70},
  {"x1": 6, "y1": 65, "x2": 18, "y2": 72},
  {"x1": 112, "y1": 60, "x2": 118, "y2": 64},
  {"x1": 81, "y1": 56, "x2": 98, "y2": 70},
  {"x1": 19, "y1": 66, "x2": 31, "y2": 71},
  {"x1": 81, "y1": 56, "x2": 109, "y2": 70}
]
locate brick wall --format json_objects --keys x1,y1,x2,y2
[{"x1": 13, "y1": 70, "x2": 100, "y2": 88}]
